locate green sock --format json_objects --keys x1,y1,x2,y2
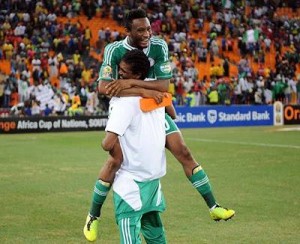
[
  {"x1": 89, "y1": 180, "x2": 111, "y2": 217},
  {"x1": 190, "y1": 167, "x2": 216, "y2": 208}
]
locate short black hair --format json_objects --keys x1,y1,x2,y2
[
  {"x1": 124, "y1": 8, "x2": 147, "y2": 30},
  {"x1": 122, "y1": 49, "x2": 150, "y2": 80}
]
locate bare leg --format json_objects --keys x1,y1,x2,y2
[
  {"x1": 98, "y1": 139, "x2": 123, "y2": 183},
  {"x1": 165, "y1": 132, "x2": 199, "y2": 178},
  {"x1": 89, "y1": 139, "x2": 123, "y2": 217},
  {"x1": 166, "y1": 131, "x2": 217, "y2": 209}
]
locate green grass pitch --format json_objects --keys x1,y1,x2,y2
[{"x1": 0, "y1": 126, "x2": 299, "y2": 243}]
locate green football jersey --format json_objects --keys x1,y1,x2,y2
[{"x1": 98, "y1": 36, "x2": 172, "y2": 81}]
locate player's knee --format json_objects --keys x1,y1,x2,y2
[{"x1": 174, "y1": 142, "x2": 193, "y2": 159}]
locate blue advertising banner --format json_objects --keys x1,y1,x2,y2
[{"x1": 174, "y1": 105, "x2": 274, "y2": 128}]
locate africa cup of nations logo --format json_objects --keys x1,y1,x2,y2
[
  {"x1": 207, "y1": 110, "x2": 217, "y2": 124},
  {"x1": 102, "y1": 65, "x2": 112, "y2": 78}
]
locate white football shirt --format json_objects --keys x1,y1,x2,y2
[{"x1": 105, "y1": 97, "x2": 166, "y2": 181}]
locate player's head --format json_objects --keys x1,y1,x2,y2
[
  {"x1": 124, "y1": 8, "x2": 152, "y2": 49},
  {"x1": 119, "y1": 49, "x2": 150, "y2": 80}
]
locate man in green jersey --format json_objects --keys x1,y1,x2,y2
[{"x1": 84, "y1": 8, "x2": 235, "y2": 242}]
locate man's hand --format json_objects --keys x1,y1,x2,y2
[
  {"x1": 143, "y1": 90, "x2": 167, "y2": 104},
  {"x1": 105, "y1": 79, "x2": 133, "y2": 96}
]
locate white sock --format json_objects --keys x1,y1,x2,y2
[{"x1": 209, "y1": 204, "x2": 218, "y2": 211}]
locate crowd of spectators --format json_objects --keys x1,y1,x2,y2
[{"x1": 0, "y1": 0, "x2": 300, "y2": 118}]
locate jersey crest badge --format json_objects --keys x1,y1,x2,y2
[{"x1": 101, "y1": 65, "x2": 112, "y2": 78}]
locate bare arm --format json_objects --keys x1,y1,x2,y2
[
  {"x1": 166, "y1": 104, "x2": 177, "y2": 119},
  {"x1": 99, "y1": 78, "x2": 170, "y2": 97},
  {"x1": 101, "y1": 131, "x2": 119, "y2": 152},
  {"x1": 98, "y1": 79, "x2": 170, "y2": 103}
]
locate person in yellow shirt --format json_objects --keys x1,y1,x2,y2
[
  {"x1": 212, "y1": 64, "x2": 219, "y2": 77},
  {"x1": 208, "y1": 86, "x2": 219, "y2": 105},
  {"x1": 216, "y1": 64, "x2": 224, "y2": 78},
  {"x1": 35, "y1": 2, "x2": 48, "y2": 14},
  {"x1": 209, "y1": 64, "x2": 219, "y2": 78},
  {"x1": 185, "y1": 90, "x2": 196, "y2": 106},
  {"x1": 68, "y1": 92, "x2": 83, "y2": 116},
  {"x1": 2, "y1": 20, "x2": 11, "y2": 32},
  {"x1": 209, "y1": 64, "x2": 215, "y2": 78},
  {"x1": 73, "y1": 50, "x2": 81, "y2": 65},
  {"x1": 83, "y1": 26, "x2": 92, "y2": 53},
  {"x1": 84, "y1": 26, "x2": 92, "y2": 41},
  {"x1": 61, "y1": 88, "x2": 70, "y2": 108},
  {"x1": 81, "y1": 66, "x2": 92, "y2": 85},
  {"x1": 53, "y1": 37, "x2": 61, "y2": 52},
  {"x1": 3, "y1": 41, "x2": 14, "y2": 60}
]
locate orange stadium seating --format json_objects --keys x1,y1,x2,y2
[
  {"x1": 55, "y1": 9, "x2": 300, "y2": 80},
  {"x1": 1, "y1": 7, "x2": 299, "y2": 80}
]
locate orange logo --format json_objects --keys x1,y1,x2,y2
[
  {"x1": 284, "y1": 106, "x2": 300, "y2": 121},
  {"x1": 0, "y1": 121, "x2": 17, "y2": 132}
]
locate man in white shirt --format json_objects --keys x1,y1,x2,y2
[{"x1": 86, "y1": 49, "x2": 168, "y2": 243}]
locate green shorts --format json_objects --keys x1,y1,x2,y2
[
  {"x1": 117, "y1": 211, "x2": 166, "y2": 244},
  {"x1": 113, "y1": 178, "x2": 166, "y2": 244},
  {"x1": 165, "y1": 114, "x2": 180, "y2": 135},
  {"x1": 113, "y1": 179, "x2": 166, "y2": 222}
]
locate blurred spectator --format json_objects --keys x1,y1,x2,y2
[
  {"x1": 43, "y1": 103, "x2": 53, "y2": 116},
  {"x1": 0, "y1": 0, "x2": 299, "y2": 117},
  {"x1": 208, "y1": 86, "x2": 219, "y2": 105},
  {"x1": 297, "y1": 79, "x2": 300, "y2": 104},
  {"x1": 85, "y1": 86, "x2": 99, "y2": 115},
  {"x1": 31, "y1": 99, "x2": 41, "y2": 116},
  {"x1": 82, "y1": 0, "x2": 96, "y2": 20},
  {"x1": 52, "y1": 91, "x2": 67, "y2": 115},
  {"x1": 0, "y1": 72, "x2": 7, "y2": 107},
  {"x1": 68, "y1": 91, "x2": 82, "y2": 116}
]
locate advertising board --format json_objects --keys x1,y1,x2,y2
[
  {"x1": 174, "y1": 105, "x2": 274, "y2": 128},
  {"x1": 0, "y1": 116, "x2": 108, "y2": 134}
]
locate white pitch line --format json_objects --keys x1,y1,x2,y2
[{"x1": 186, "y1": 138, "x2": 300, "y2": 150}]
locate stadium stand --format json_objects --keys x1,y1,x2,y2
[{"x1": 0, "y1": 0, "x2": 299, "y2": 116}]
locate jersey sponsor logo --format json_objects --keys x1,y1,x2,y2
[
  {"x1": 101, "y1": 65, "x2": 112, "y2": 78},
  {"x1": 160, "y1": 62, "x2": 171, "y2": 74}
]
